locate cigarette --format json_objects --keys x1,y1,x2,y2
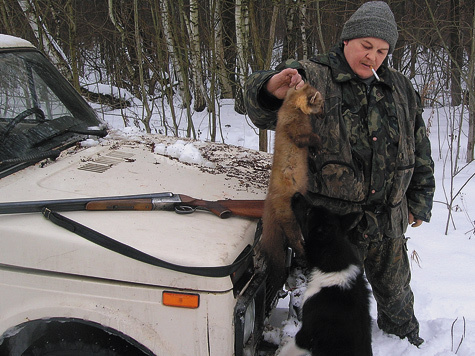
[{"x1": 370, "y1": 66, "x2": 380, "y2": 81}]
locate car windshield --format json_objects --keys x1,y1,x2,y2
[{"x1": 0, "y1": 49, "x2": 105, "y2": 177}]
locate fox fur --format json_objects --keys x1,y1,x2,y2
[{"x1": 260, "y1": 83, "x2": 323, "y2": 284}]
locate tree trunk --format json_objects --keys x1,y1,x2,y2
[
  {"x1": 315, "y1": 0, "x2": 325, "y2": 54},
  {"x1": 17, "y1": 0, "x2": 69, "y2": 72},
  {"x1": 214, "y1": 0, "x2": 234, "y2": 99},
  {"x1": 467, "y1": 4, "x2": 475, "y2": 163},
  {"x1": 107, "y1": 0, "x2": 134, "y2": 80},
  {"x1": 282, "y1": 0, "x2": 296, "y2": 61},
  {"x1": 207, "y1": 0, "x2": 220, "y2": 142},
  {"x1": 1, "y1": 1, "x2": 14, "y2": 35},
  {"x1": 234, "y1": 0, "x2": 248, "y2": 115},
  {"x1": 265, "y1": 3, "x2": 278, "y2": 68},
  {"x1": 159, "y1": 0, "x2": 187, "y2": 108},
  {"x1": 298, "y1": 0, "x2": 308, "y2": 60},
  {"x1": 66, "y1": 0, "x2": 80, "y2": 91},
  {"x1": 449, "y1": 0, "x2": 462, "y2": 106},
  {"x1": 133, "y1": 0, "x2": 153, "y2": 133},
  {"x1": 185, "y1": 0, "x2": 208, "y2": 112}
]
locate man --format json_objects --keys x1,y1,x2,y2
[{"x1": 244, "y1": 1, "x2": 435, "y2": 347}]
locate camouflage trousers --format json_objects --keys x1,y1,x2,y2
[{"x1": 349, "y1": 230, "x2": 420, "y2": 338}]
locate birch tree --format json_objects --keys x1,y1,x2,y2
[
  {"x1": 205, "y1": 0, "x2": 221, "y2": 142},
  {"x1": 160, "y1": 0, "x2": 195, "y2": 138},
  {"x1": 183, "y1": 0, "x2": 208, "y2": 112},
  {"x1": 234, "y1": 0, "x2": 249, "y2": 115},
  {"x1": 149, "y1": 0, "x2": 179, "y2": 136},
  {"x1": 107, "y1": 0, "x2": 134, "y2": 83},
  {"x1": 159, "y1": 0, "x2": 187, "y2": 108},
  {"x1": 16, "y1": 0, "x2": 70, "y2": 72},
  {"x1": 298, "y1": 0, "x2": 308, "y2": 60},
  {"x1": 133, "y1": 0, "x2": 153, "y2": 132}
]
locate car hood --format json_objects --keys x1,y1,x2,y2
[{"x1": 0, "y1": 133, "x2": 271, "y2": 292}]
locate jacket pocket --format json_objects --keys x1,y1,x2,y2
[
  {"x1": 386, "y1": 197, "x2": 409, "y2": 238},
  {"x1": 312, "y1": 156, "x2": 368, "y2": 203},
  {"x1": 387, "y1": 164, "x2": 414, "y2": 207}
]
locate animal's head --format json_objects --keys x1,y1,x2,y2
[
  {"x1": 288, "y1": 83, "x2": 324, "y2": 116},
  {"x1": 291, "y1": 192, "x2": 362, "y2": 245}
]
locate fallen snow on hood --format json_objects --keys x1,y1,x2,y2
[
  {"x1": 80, "y1": 138, "x2": 100, "y2": 147},
  {"x1": 154, "y1": 140, "x2": 215, "y2": 168},
  {"x1": 78, "y1": 128, "x2": 272, "y2": 192}
]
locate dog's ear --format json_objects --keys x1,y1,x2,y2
[
  {"x1": 340, "y1": 212, "x2": 364, "y2": 232},
  {"x1": 291, "y1": 192, "x2": 310, "y2": 236}
]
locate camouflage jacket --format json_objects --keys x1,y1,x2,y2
[{"x1": 244, "y1": 45, "x2": 435, "y2": 239}]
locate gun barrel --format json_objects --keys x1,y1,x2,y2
[{"x1": 0, "y1": 192, "x2": 175, "y2": 215}]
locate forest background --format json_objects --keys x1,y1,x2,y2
[{"x1": 1, "y1": 0, "x2": 474, "y2": 160}]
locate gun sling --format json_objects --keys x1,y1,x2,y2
[{"x1": 42, "y1": 208, "x2": 257, "y2": 278}]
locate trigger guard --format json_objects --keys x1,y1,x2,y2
[{"x1": 174, "y1": 205, "x2": 196, "y2": 214}]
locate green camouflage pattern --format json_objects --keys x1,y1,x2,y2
[
  {"x1": 244, "y1": 45, "x2": 435, "y2": 239},
  {"x1": 349, "y1": 232, "x2": 419, "y2": 337},
  {"x1": 244, "y1": 44, "x2": 435, "y2": 338}
]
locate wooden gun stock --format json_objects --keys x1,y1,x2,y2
[
  {"x1": 85, "y1": 194, "x2": 265, "y2": 219},
  {"x1": 86, "y1": 199, "x2": 154, "y2": 211},
  {"x1": 213, "y1": 199, "x2": 264, "y2": 219}
]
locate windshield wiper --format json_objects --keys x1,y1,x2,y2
[
  {"x1": 68, "y1": 126, "x2": 108, "y2": 137},
  {"x1": 0, "y1": 149, "x2": 60, "y2": 165},
  {"x1": 30, "y1": 123, "x2": 108, "y2": 148}
]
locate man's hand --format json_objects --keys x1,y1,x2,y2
[
  {"x1": 266, "y1": 68, "x2": 304, "y2": 99},
  {"x1": 408, "y1": 211, "x2": 423, "y2": 227}
]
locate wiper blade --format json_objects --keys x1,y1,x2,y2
[
  {"x1": 30, "y1": 124, "x2": 108, "y2": 148},
  {"x1": 0, "y1": 149, "x2": 60, "y2": 165},
  {"x1": 68, "y1": 126, "x2": 108, "y2": 137}
]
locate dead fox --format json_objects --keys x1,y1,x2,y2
[{"x1": 261, "y1": 83, "x2": 323, "y2": 284}]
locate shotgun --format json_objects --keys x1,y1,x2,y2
[{"x1": 0, "y1": 192, "x2": 264, "y2": 219}]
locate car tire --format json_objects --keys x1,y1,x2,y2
[{"x1": 22, "y1": 326, "x2": 141, "y2": 356}]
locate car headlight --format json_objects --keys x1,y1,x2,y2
[
  {"x1": 234, "y1": 272, "x2": 266, "y2": 356},
  {"x1": 243, "y1": 298, "x2": 256, "y2": 345}
]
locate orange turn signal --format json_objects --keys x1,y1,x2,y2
[{"x1": 162, "y1": 291, "x2": 200, "y2": 309}]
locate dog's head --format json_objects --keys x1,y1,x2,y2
[{"x1": 291, "y1": 192, "x2": 362, "y2": 245}]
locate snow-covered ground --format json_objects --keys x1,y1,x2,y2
[{"x1": 92, "y1": 93, "x2": 475, "y2": 355}]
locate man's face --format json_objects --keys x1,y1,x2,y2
[{"x1": 343, "y1": 37, "x2": 390, "y2": 79}]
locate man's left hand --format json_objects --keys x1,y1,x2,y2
[{"x1": 408, "y1": 212, "x2": 423, "y2": 227}]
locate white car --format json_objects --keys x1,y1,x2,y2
[{"x1": 0, "y1": 34, "x2": 282, "y2": 355}]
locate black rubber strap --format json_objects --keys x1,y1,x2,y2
[{"x1": 41, "y1": 208, "x2": 255, "y2": 278}]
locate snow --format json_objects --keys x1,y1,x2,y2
[
  {"x1": 0, "y1": 34, "x2": 34, "y2": 49},
  {"x1": 80, "y1": 138, "x2": 100, "y2": 147},
  {"x1": 155, "y1": 139, "x2": 215, "y2": 168},
  {"x1": 94, "y1": 92, "x2": 475, "y2": 355}
]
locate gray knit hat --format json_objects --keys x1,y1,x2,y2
[{"x1": 340, "y1": 1, "x2": 398, "y2": 54}]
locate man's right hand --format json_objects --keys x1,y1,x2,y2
[{"x1": 265, "y1": 68, "x2": 304, "y2": 99}]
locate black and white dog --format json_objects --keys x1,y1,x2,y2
[{"x1": 279, "y1": 192, "x2": 372, "y2": 356}]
